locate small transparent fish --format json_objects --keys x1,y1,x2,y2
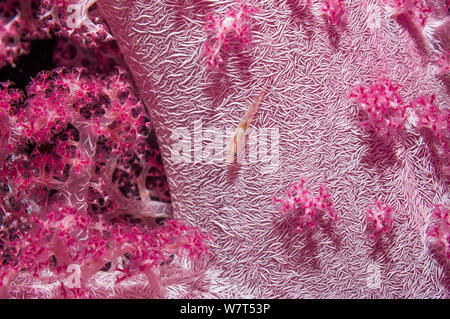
[{"x1": 226, "y1": 78, "x2": 273, "y2": 163}]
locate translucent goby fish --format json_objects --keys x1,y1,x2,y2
[{"x1": 226, "y1": 78, "x2": 273, "y2": 163}]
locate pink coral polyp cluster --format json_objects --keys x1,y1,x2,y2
[
  {"x1": 436, "y1": 51, "x2": 449, "y2": 76},
  {"x1": 349, "y1": 78, "x2": 410, "y2": 140},
  {"x1": 390, "y1": 0, "x2": 433, "y2": 27},
  {"x1": 0, "y1": 204, "x2": 209, "y2": 297},
  {"x1": 0, "y1": 13, "x2": 29, "y2": 68},
  {"x1": 366, "y1": 200, "x2": 394, "y2": 238},
  {"x1": 0, "y1": 66, "x2": 210, "y2": 297},
  {"x1": 274, "y1": 180, "x2": 337, "y2": 231},
  {"x1": 413, "y1": 95, "x2": 449, "y2": 159},
  {"x1": 39, "y1": 0, "x2": 112, "y2": 47},
  {"x1": 7, "y1": 66, "x2": 149, "y2": 158},
  {"x1": 0, "y1": 0, "x2": 112, "y2": 68},
  {"x1": 204, "y1": 2, "x2": 256, "y2": 67},
  {"x1": 427, "y1": 204, "x2": 449, "y2": 260},
  {"x1": 320, "y1": 0, "x2": 346, "y2": 26},
  {"x1": 0, "y1": 66, "x2": 164, "y2": 218}
]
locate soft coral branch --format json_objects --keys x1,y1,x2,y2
[
  {"x1": 0, "y1": 12, "x2": 30, "y2": 68},
  {"x1": 0, "y1": 204, "x2": 210, "y2": 297},
  {"x1": 39, "y1": 0, "x2": 112, "y2": 47},
  {"x1": 0, "y1": 63, "x2": 208, "y2": 297},
  {"x1": 412, "y1": 94, "x2": 449, "y2": 175}
]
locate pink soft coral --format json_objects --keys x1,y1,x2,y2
[
  {"x1": 0, "y1": 204, "x2": 209, "y2": 298},
  {"x1": 39, "y1": 0, "x2": 112, "y2": 47},
  {"x1": 366, "y1": 200, "x2": 394, "y2": 238},
  {"x1": 204, "y1": 1, "x2": 256, "y2": 67},
  {"x1": 1, "y1": 67, "x2": 170, "y2": 218},
  {"x1": 274, "y1": 179, "x2": 338, "y2": 231},
  {"x1": 412, "y1": 94, "x2": 449, "y2": 175},
  {"x1": 349, "y1": 78, "x2": 410, "y2": 140},
  {"x1": 413, "y1": 95, "x2": 449, "y2": 149},
  {"x1": 0, "y1": 66, "x2": 209, "y2": 298},
  {"x1": 0, "y1": 0, "x2": 45, "y2": 67},
  {"x1": 320, "y1": 0, "x2": 346, "y2": 26},
  {"x1": 436, "y1": 51, "x2": 449, "y2": 77},
  {"x1": 0, "y1": 13, "x2": 26, "y2": 68},
  {"x1": 389, "y1": 0, "x2": 433, "y2": 28},
  {"x1": 0, "y1": 81, "x2": 23, "y2": 157},
  {"x1": 0, "y1": 0, "x2": 112, "y2": 67},
  {"x1": 427, "y1": 204, "x2": 449, "y2": 260}
]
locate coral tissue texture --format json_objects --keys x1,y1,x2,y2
[{"x1": 99, "y1": 0, "x2": 449, "y2": 298}]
